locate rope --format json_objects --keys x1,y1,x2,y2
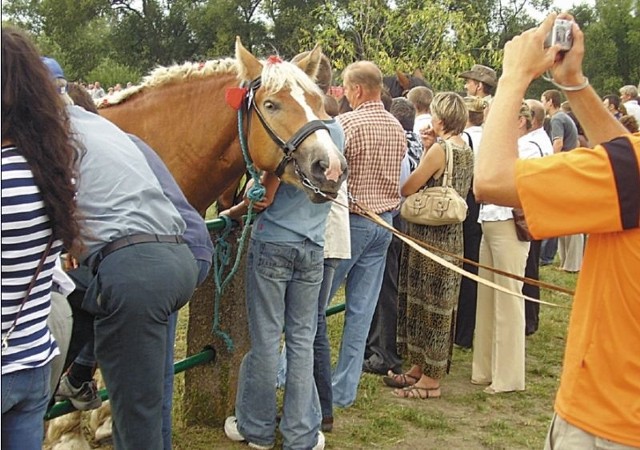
[{"x1": 211, "y1": 106, "x2": 265, "y2": 351}]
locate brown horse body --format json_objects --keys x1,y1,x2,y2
[
  {"x1": 101, "y1": 68, "x2": 241, "y2": 212},
  {"x1": 99, "y1": 40, "x2": 346, "y2": 213}
]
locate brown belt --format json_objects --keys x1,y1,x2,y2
[{"x1": 92, "y1": 234, "x2": 184, "y2": 273}]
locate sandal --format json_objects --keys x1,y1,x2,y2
[
  {"x1": 382, "y1": 371, "x2": 420, "y2": 389},
  {"x1": 392, "y1": 385, "x2": 441, "y2": 399}
]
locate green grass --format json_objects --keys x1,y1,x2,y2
[{"x1": 93, "y1": 264, "x2": 575, "y2": 449}]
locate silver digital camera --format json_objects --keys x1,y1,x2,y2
[{"x1": 544, "y1": 19, "x2": 574, "y2": 51}]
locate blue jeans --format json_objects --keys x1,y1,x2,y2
[
  {"x1": 83, "y1": 242, "x2": 197, "y2": 450},
  {"x1": 235, "y1": 239, "x2": 323, "y2": 450},
  {"x1": 314, "y1": 258, "x2": 340, "y2": 420},
  {"x1": 2, "y1": 363, "x2": 52, "y2": 450},
  {"x1": 329, "y1": 212, "x2": 393, "y2": 407}
]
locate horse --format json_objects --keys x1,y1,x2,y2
[
  {"x1": 98, "y1": 38, "x2": 347, "y2": 213},
  {"x1": 383, "y1": 69, "x2": 431, "y2": 98}
]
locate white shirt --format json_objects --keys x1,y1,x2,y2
[
  {"x1": 524, "y1": 127, "x2": 554, "y2": 157},
  {"x1": 52, "y1": 258, "x2": 75, "y2": 296},
  {"x1": 623, "y1": 100, "x2": 640, "y2": 124},
  {"x1": 462, "y1": 125, "x2": 483, "y2": 157},
  {"x1": 479, "y1": 136, "x2": 540, "y2": 222},
  {"x1": 413, "y1": 114, "x2": 432, "y2": 134},
  {"x1": 323, "y1": 183, "x2": 351, "y2": 260}
]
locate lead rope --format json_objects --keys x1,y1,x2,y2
[
  {"x1": 338, "y1": 189, "x2": 573, "y2": 304},
  {"x1": 211, "y1": 105, "x2": 266, "y2": 352}
]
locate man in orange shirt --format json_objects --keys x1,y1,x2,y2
[{"x1": 474, "y1": 13, "x2": 640, "y2": 449}]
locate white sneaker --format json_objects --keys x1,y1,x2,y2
[
  {"x1": 223, "y1": 416, "x2": 274, "y2": 450},
  {"x1": 312, "y1": 431, "x2": 326, "y2": 450}
]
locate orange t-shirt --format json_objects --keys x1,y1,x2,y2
[{"x1": 516, "y1": 134, "x2": 640, "y2": 447}]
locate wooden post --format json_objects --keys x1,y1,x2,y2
[{"x1": 183, "y1": 227, "x2": 250, "y2": 426}]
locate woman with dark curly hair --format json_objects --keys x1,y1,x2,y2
[{"x1": 1, "y1": 26, "x2": 81, "y2": 450}]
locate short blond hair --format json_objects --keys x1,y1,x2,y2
[
  {"x1": 407, "y1": 86, "x2": 433, "y2": 112},
  {"x1": 430, "y1": 92, "x2": 468, "y2": 135}
]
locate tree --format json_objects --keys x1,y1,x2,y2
[
  {"x1": 582, "y1": 0, "x2": 640, "y2": 94},
  {"x1": 262, "y1": 0, "x2": 329, "y2": 57},
  {"x1": 297, "y1": 0, "x2": 501, "y2": 91}
]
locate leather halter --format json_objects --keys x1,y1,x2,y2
[{"x1": 243, "y1": 77, "x2": 329, "y2": 177}]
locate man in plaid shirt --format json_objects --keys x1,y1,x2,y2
[{"x1": 327, "y1": 61, "x2": 406, "y2": 408}]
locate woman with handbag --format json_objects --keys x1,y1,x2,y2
[
  {"x1": 2, "y1": 27, "x2": 81, "y2": 449},
  {"x1": 384, "y1": 92, "x2": 474, "y2": 399}
]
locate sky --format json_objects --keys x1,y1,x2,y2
[{"x1": 527, "y1": 0, "x2": 596, "y2": 19}]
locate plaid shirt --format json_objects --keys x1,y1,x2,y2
[{"x1": 338, "y1": 101, "x2": 406, "y2": 214}]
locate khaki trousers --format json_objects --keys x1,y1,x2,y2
[
  {"x1": 47, "y1": 291, "x2": 73, "y2": 398},
  {"x1": 472, "y1": 220, "x2": 529, "y2": 392},
  {"x1": 544, "y1": 413, "x2": 640, "y2": 450},
  {"x1": 558, "y1": 234, "x2": 584, "y2": 272}
]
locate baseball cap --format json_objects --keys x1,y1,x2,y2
[{"x1": 41, "y1": 56, "x2": 65, "y2": 80}]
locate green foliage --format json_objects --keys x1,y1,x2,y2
[
  {"x1": 582, "y1": 0, "x2": 640, "y2": 93},
  {"x1": 300, "y1": 0, "x2": 501, "y2": 91},
  {"x1": 1, "y1": 0, "x2": 636, "y2": 96},
  {"x1": 85, "y1": 56, "x2": 142, "y2": 87}
]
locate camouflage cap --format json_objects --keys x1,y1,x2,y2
[{"x1": 464, "y1": 96, "x2": 487, "y2": 113}]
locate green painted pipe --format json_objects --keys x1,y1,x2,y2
[
  {"x1": 326, "y1": 303, "x2": 345, "y2": 316},
  {"x1": 44, "y1": 296, "x2": 346, "y2": 420},
  {"x1": 45, "y1": 347, "x2": 216, "y2": 421},
  {"x1": 206, "y1": 218, "x2": 226, "y2": 231}
]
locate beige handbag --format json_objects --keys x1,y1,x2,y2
[{"x1": 400, "y1": 140, "x2": 468, "y2": 226}]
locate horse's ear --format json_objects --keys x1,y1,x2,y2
[
  {"x1": 294, "y1": 44, "x2": 322, "y2": 80},
  {"x1": 413, "y1": 68, "x2": 424, "y2": 80},
  {"x1": 396, "y1": 70, "x2": 410, "y2": 91},
  {"x1": 235, "y1": 36, "x2": 263, "y2": 81}
]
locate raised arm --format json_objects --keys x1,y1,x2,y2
[{"x1": 474, "y1": 13, "x2": 627, "y2": 207}]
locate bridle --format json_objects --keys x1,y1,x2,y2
[{"x1": 242, "y1": 77, "x2": 329, "y2": 178}]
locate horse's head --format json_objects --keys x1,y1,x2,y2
[
  {"x1": 234, "y1": 38, "x2": 347, "y2": 203},
  {"x1": 383, "y1": 70, "x2": 431, "y2": 98}
]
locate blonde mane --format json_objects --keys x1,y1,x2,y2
[
  {"x1": 97, "y1": 55, "x2": 320, "y2": 109},
  {"x1": 261, "y1": 60, "x2": 322, "y2": 97},
  {"x1": 97, "y1": 58, "x2": 237, "y2": 108}
]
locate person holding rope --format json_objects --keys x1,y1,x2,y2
[
  {"x1": 222, "y1": 53, "x2": 344, "y2": 450},
  {"x1": 475, "y1": 12, "x2": 639, "y2": 448}
]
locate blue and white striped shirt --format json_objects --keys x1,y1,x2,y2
[{"x1": 2, "y1": 146, "x2": 60, "y2": 375}]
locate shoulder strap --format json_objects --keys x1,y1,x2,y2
[
  {"x1": 463, "y1": 131, "x2": 474, "y2": 150},
  {"x1": 1, "y1": 235, "x2": 54, "y2": 351},
  {"x1": 529, "y1": 140, "x2": 543, "y2": 157},
  {"x1": 441, "y1": 140, "x2": 454, "y2": 188}
]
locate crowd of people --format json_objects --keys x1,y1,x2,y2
[
  {"x1": 80, "y1": 81, "x2": 134, "y2": 100},
  {"x1": 2, "y1": 11, "x2": 639, "y2": 450}
]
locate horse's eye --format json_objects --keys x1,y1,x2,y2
[{"x1": 263, "y1": 101, "x2": 278, "y2": 111}]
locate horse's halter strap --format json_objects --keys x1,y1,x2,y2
[{"x1": 244, "y1": 77, "x2": 329, "y2": 177}]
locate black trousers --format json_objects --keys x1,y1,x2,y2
[
  {"x1": 455, "y1": 191, "x2": 482, "y2": 349},
  {"x1": 364, "y1": 214, "x2": 404, "y2": 373},
  {"x1": 524, "y1": 240, "x2": 542, "y2": 336}
]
